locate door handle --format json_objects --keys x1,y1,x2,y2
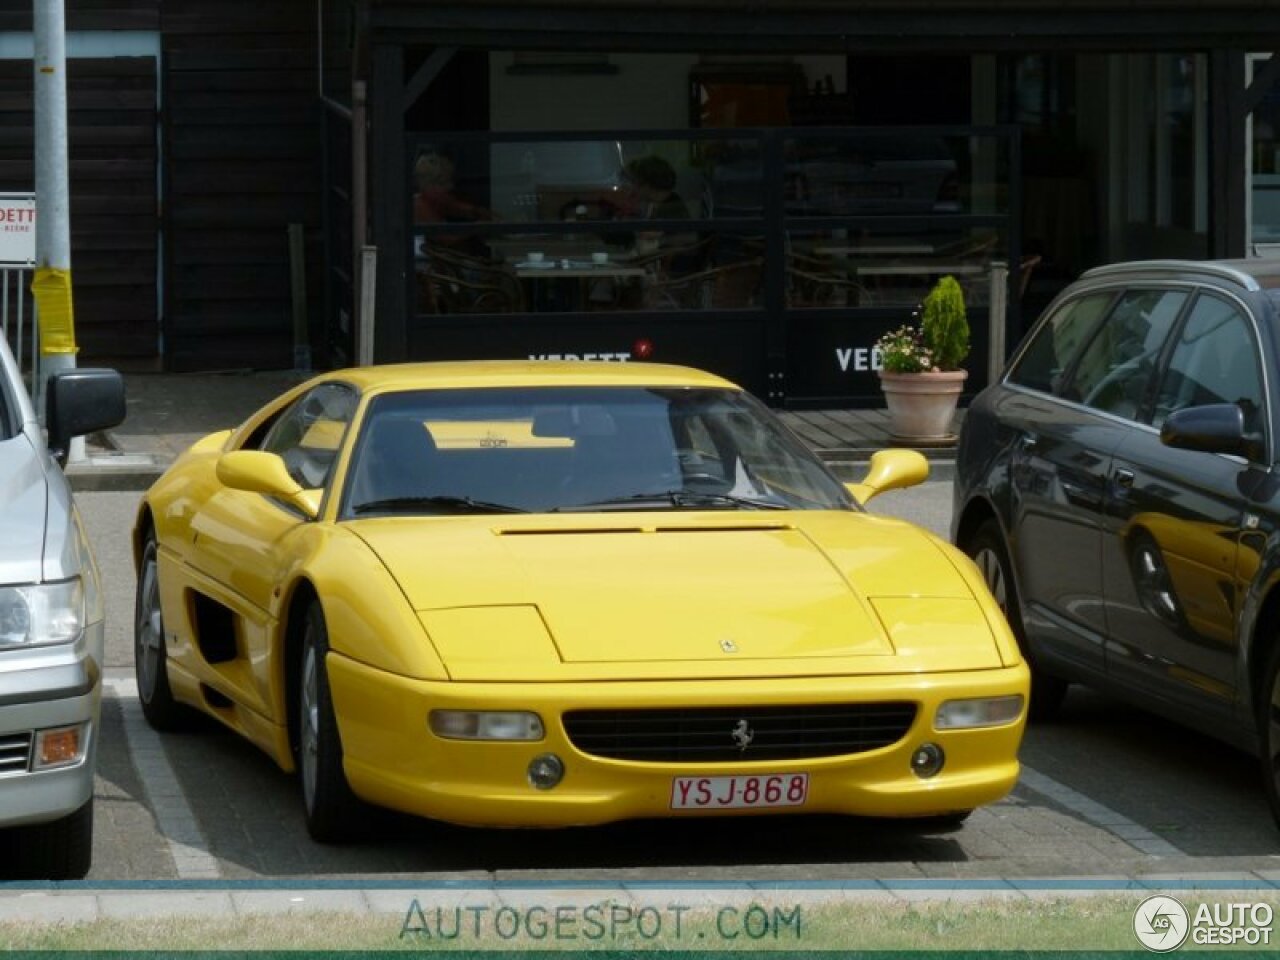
[{"x1": 1114, "y1": 468, "x2": 1135, "y2": 489}]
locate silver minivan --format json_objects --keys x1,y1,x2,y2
[{"x1": 0, "y1": 337, "x2": 123, "y2": 878}]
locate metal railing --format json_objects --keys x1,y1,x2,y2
[{"x1": 1, "y1": 267, "x2": 38, "y2": 391}]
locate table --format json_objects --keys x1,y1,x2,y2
[
  {"x1": 515, "y1": 262, "x2": 645, "y2": 280},
  {"x1": 854, "y1": 261, "x2": 987, "y2": 277},
  {"x1": 516, "y1": 260, "x2": 647, "y2": 311},
  {"x1": 488, "y1": 237, "x2": 635, "y2": 263},
  {"x1": 813, "y1": 243, "x2": 937, "y2": 256}
]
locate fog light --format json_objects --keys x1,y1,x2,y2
[
  {"x1": 910, "y1": 742, "x2": 945, "y2": 779},
  {"x1": 429, "y1": 710, "x2": 544, "y2": 741},
  {"x1": 34, "y1": 723, "x2": 87, "y2": 770},
  {"x1": 934, "y1": 695, "x2": 1024, "y2": 730},
  {"x1": 527, "y1": 753, "x2": 565, "y2": 790}
]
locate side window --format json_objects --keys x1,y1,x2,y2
[
  {"x1": 1065, "y1": 288, "x2": 1186, "y2": 420},
  {"x1": 260, "y1": 383, "x2": 358, "y2": 489},
  {"x1": 1152, "y1": 294, "x2": 1265, "y2": 435},
  {"x1": 1007, "y1": 292, "x2": 1114, "y2": 394}
]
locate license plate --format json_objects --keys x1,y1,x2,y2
[{"x1": 670, "y1": 773, "x2": 809, "y2": 810}]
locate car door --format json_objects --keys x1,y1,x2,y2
[
  {"x1": 1101, "y1": 290, "x2": 1268, "y2": 718},
  {"x1": 184, "y1": 382, "x2": 357, "y2": 711},
  {"x1": 998, "y1": 288, "x2": 1132, "y2": 676}
]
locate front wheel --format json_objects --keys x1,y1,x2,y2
[
  {"x1": 965, "y1": 518, "x2": 1067, "y2": 722},
  {"x1": 4, "y1": 799, "x2": 93, "y2": 880},
  {"x1": 1258, "y1": 644, "x2": 1280, "y2": 830},
  {"x1": 297, "y1": 600, "x2": 365, "y2": 842},
  {"x1": 135, "y1": 532, "x2": 191, "y2": 730}
]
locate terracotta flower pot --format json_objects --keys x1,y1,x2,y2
[{"x1": 878, "y1": 369, "x2": 968, "y2": 444}]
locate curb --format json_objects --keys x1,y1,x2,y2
[{"x1": 66, "y1": 455, "x2": 165, "y2": 493}]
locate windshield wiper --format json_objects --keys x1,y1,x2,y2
[
  {"x1": 351, "y1": 495, "x2": 527, "y2": 515},
  {"x1": 556, "y1": 490, "x2": 788, "y2": 512}
]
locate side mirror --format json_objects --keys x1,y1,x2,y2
[
  {"x1": 46, "y1": 368, "x2": 126, "y2": 467},
  {"x1": 1160, "y1": 403, "x2": 1263, "y2": 461},
  {"x1": 216, "y1": 450, "x2": 319, "y2": 519},
  {"x1": 845, "y1": 449, "x2": 930, "y2": 504}
]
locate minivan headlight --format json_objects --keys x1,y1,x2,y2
[{"x1": 0, "y1": 579, "x2": 84, "y2": 649}]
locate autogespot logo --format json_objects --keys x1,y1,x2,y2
[{"x1": 1134, "y1": 895, "x2": 1190, "y2": 952}]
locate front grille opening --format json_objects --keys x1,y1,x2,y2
[
  {"x1": 563, "y1": 702, "x2": 918, "y2": 763},
  {"x1": 0, "y1": 731, "x2": 33, "y2": 775}
]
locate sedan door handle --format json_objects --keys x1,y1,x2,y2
[{"x1": 1113, "y1": 468, "x2": 1135, "y2": 489}]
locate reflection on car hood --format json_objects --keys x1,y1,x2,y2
[
  {"x1": 350, "y1": 511, "x2": 1000, "y2": 680},
  {"x1": 0, "y1": 433, "x2": 48, "y2": 584}
]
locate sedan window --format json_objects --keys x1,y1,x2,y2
[
  {"x1": 1152, "y1": 294, "x2": 1265, "y2": 435},
  {"x1": 1007, "y1": 292, "x2": 1115, "y2": 395},
  {"x1": 1064, "y1": 288, "x2": 1186, "y2": 420}
]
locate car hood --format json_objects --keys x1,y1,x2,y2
[
  {"x1": 0, "y1": 433, "x2": 48, "y2": 584},
  {"x1": 349, "y1": 511, "x2": 1002, "y2": 681}
]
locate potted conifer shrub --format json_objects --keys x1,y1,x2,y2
[{"x1": 874, "y1": 274, "x2": 970, "y2": 443}]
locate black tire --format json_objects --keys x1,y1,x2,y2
[
  {"x1": 1258, "y1": 643, "x2": 1280, "y2": 830},
  {"x1": 297, "y1": 600, "x2": 365, "y2": 842},
  {"x1": 965, "y1": 518, "x2": 1068, "y2": 722},
  {"x1": 906, "y1": 809, "x2": 973, "y2": 833},
  {"x1": 135, "y1": 532, "x2": 192, "y2": 730},
  {"x1": 5, "y1": 799, "x2": 93, "y2": 880}
]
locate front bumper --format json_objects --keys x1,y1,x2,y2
[
  {"x1": 0, "y1": 622, "x2": 102, "y2": 828},
  {"x1": 329, "y1": 655, "x2": 1029, "y2": 828}
]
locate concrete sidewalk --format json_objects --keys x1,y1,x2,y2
[{"x1": 66, "y1": 369, "x2": 961, "y2": 491}]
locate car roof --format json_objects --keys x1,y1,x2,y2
[
  {"x1": 312, "y1": 360, "x2": 741, "y2": 394},
  {"x1": 1080, "y1": 258, "x2": 1280, "y2": 292}
]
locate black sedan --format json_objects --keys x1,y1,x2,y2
[{"x1": 952, "y1": 258, "x2": 1280, "y2": 825}]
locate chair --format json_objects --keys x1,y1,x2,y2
[
  {"x1": 643, "y1": 258, "x2": 762, "y2": 309},
  {"x1": 1017, "y1": 254, "x2": 1042, "y2": 300},
  {"x1": 630, "y1": 237, "x2": 715, "y2": 283},
  {"x1": 418, "y1": 244, "x2": 523, "y2": 314},
  {"x1": 786, "y1": 254, "x2": 867, "y2": 307},
  {"x1": 349, "y1": 417, "x2": 439, "y2": 507},
  {"x1": 562, "y1": 416, "x2": 681, "y2": 506}
]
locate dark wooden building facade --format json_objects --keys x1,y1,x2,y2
[
  {"x1": 0, "y1": 1, "x2": 320, "y2": 371},
  {"x1": 319, "y1": 0, "x2": 1280, "y2": 405},
  {"x1": 6, "y1": 1, "x2": 1280, "y2": 403}
]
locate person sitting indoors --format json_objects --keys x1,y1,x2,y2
[{"x1": 413, "y1": 151, "x2": 497, "y2": 255}]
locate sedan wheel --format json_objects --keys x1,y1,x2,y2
[
  {"x1": 1258, "y1": 645, "x2": 1280, "y2": 829},
  {"x1": 966, "y1": 518, "x2": 1067, "y2": 721},
  {"x1": 134, "y1": 533, "x2": 187, "y2": 730},
  {"x1": 297, "y1": 600, "x2": 364, "y2": 841}
]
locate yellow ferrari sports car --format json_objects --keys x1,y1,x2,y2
[{"x1": 132, "y1": 360, "x2": 1027, "y2": 841}]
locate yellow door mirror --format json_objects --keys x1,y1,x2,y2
[
  {"x1": 216, "y1": 450, "x2": 319, "y2": 519},
  {"x1": 845, "y1": 449, "x2": 930, "y2": 504}
]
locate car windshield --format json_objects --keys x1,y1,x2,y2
[{"x1": 341, "y1": 386, "x2": 854, "y2": 516}]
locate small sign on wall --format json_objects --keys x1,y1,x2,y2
[{"x1": 0, "y1": 193, "x2": 35, "y2": 267}]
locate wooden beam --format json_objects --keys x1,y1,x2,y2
[
  {"x1": 372, "y1": 43, "x2": 408, "y2": 362},
  {"x1": 401, "y1": 46, "x2": 456, "y2": 115},
  {"x1": 1245, "y1": 51, "x2": 1280, "y2": 115},
  {"x1": 1211, "y1": 48, "x2": 1248, "y2": 258}
]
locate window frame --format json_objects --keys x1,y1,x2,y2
[
  {"x1": 1055, "y1": 285, "x2": 1191, "y2": 423},
  {"x1": 1145, "y1": 288, "x2": 1272, "y2": 462}
]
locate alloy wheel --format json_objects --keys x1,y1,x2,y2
[
  {"x1": 973, "y1": 546, "x2": 1008, "y2": 610},
  {"x1": 300, "y1": 643, "x2": 320, "y2": 813},
  {"x1": 136, "y1": 556, "x2": 164, "y2": 701}
]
